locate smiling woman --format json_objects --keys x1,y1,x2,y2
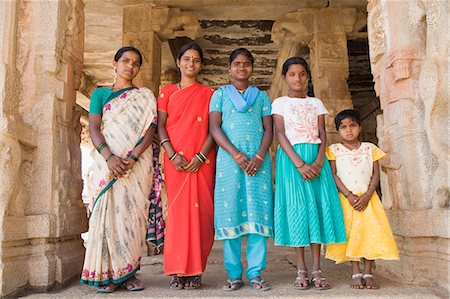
[
  {"x1": 157, "y1": 43, "x2": 216, "y2": 290},
  {"x1": 80, "y1": 46, "x2": 160, "y2": 293}
]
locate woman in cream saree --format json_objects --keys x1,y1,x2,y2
[{"x1": 80, "y1": 47, "x2": 158, "y2": 292}]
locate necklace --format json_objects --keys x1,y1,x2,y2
[
  {"x1": 237, "y1": 88, "x2": 247, "y2": 94},
  {"x1": 177, "y1": 82, "x2": 183, "y2": 90},
  {"x1": 342, "y1": 142, "x2": 361, "y2": 151}
]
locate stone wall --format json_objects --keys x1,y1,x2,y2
[
  {"x1": 0, "y1": 0, "x2": 87, "y2": 296},
  {"x1": 367, "y1": 0, "x2": 449, "y2": 290}
]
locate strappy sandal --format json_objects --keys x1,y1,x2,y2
[
  {"x1": 96, "y1": 283, "x2": 119, "y2": 293},
  {"x1": 122, "y1": 277, "x2": 145, "y2": 291},
  {"x1": 351, "y1": 273, "x2": 365, "y2": 289},
  {"x1": 184, "y1": 276, "x2": 201, "y2": 290},
  {"x1": 362, "y1": 274, "x2": 379, "y2": 289},
  {"x1": 249, "y1": 276, "x2": 271, "y2": 291},
  {"x1": 293, "y1": 269, "x2": 310, "y2": 290},
  {"x1": 169, "y1": 276, "x2": 185, "y2": 290},
  {"x1": 311, "y1": 270, "x2": 330, "y2": 290},
  {"x1": 222, "y1": 278, "x2": 244, "y2": 291}
]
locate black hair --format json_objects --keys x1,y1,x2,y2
[
  {"x1": 334, "y1": 109, "x2": 362, "y2": 130},
  {"x1": 177, "y1": 43, "x2": 204, "y2": 63},
  {"x1": 229, "y1": 48, "x2": 254, "y2": 65},
  {"x1": 282, "y1": 57, "x2": 310, "y2": 76},
  {"x1": 114, "y1": 46, "x2": 143, "y2": 66}
]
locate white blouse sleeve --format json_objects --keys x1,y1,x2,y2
[{"x1": 271, "y1": 97, "x2": 284, "y2": 116}]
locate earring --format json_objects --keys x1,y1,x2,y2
[{"x1": 113, "y1": 67, "x2": 117, "y2": 85}]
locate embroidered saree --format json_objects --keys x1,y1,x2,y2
[
  {"x1": 80, "y1": 87, "x2": 158, "y2": 286},
  {"x1": 158, "y1": 83, "x2": 215, "y2": 276}
]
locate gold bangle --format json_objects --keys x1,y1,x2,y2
[
  {"x1": 255, "y1": 153, "x2": 264, "y2": 161},
  {"x1": 344, "y1": 191, "x2": 352, "y2": 197},
  {"x1": 233, "y1": 151, "x2": 243, "y2": 161},
  {"x1": 160, "y1": 138, "x2": 170, "y2": 146}
]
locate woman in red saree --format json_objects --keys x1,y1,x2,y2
[{"x1": 157, "y1": 43, "x2": 215, "y2": 290}]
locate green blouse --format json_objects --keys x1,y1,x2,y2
[{"x1": 89, "y1": 87, "x2": 135, "y2": 115}]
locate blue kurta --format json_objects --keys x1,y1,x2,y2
[{"x1": 210, "y1": 88, "x2": 274, "y2": 240}]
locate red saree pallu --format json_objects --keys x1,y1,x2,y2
[{"x1": 158, "y1": 83, "x2": 216, "y2": 276}]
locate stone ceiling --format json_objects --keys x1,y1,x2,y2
[{"x1": 79, "y1": 0, "x2": 368, "y2": 109}]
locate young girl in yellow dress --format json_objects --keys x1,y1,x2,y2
[{"x1": 325, "y1": 109, "x2": 399, "y2": 289}]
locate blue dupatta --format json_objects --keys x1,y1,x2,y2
[{"x1": 222, "y1": 84, "x2": 259, "y2": 112}]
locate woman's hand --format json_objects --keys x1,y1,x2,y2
[
  {"x1": 245, "y1": 155, "x2": 263, "y2": 176},
  {"x1": 353, "y1": 193, "x2": 370, "y2": 211},
  {"x1": 107, "y1": 155, "x2": 129, "y2": 178},
  {"x1": 171, "y1": 154, "x2": 189, "y2": 171},
  {"x1": 184, "y1": 156, "x2": 203, "y2": 172},
  {"x1": 297, "y1": 163, "x2": 318, "y2": 181},
  {"x1": 234, "y1": 154, "x2": 250, "y2": 171}
]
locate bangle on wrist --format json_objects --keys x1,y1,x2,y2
[
  {"x1": 344, "y1": 191, "x2": 352, "y2": 197},
  {"x1": 233, "y1": 151, "x2": 243, "y2": 161},
  {"x1": 97, "y1": 142, "x2": 107, "y2": 153},
  {"x1": 195, "y1": 154, "x2": 206, "y2": 164},
  {"x1": 106, "y1": 153, "x2": 114, "y2": 162},
  {"x1": 198, "y1": 152, "x2": 207, "y2": 160},
  {"x1": 169, "y1": 152, "x2": 178, "y2": 161},
  {"x1": 160, "y1": 138, "x2": 170, "y2": 146},
  {"x1": 314, "y1": 161, "x2": 323, "y2": 167},
  {"x1": 296, "y1": 161, "x2": 305, "y2": 168},
  {"x1": 129, "y1": 153, "x2": 138, "y2": 162},
  {"x1": 255, "y1": 153, "x2": 264, "y2": 161}
]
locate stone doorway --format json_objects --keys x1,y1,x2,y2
[{"x1": 1, "y1": 0, "x2": 448, "y2": 297}]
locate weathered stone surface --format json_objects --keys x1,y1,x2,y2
[
  {"x1": 0, "y1": 0, "x2": 87, "y2": 297},
  {"x1": 368, "y1": 0, "x2": 449, "y2": 291}
]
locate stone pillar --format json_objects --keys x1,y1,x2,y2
[
  {"x1": 0, "y1": 0, "x2": 87, "y2": 296},
  {"x1": 271, "y1": 8, "x2": 357, "y2": 142},
  {"x1": 367, "y1": 0, "x2": 449, "y2": 291},
  {"x1": 123, "y1": 4, "x2": 200, "y2": 93}
]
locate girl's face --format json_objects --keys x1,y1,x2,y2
[
  {"x1": 338, "y1": 118, "x2": 362, "y2": 143},
  {"x1": 177, "y1": 49, "x2": 202, "y2": 78},
  {"x1": 283, "y1": 64, "x2": 309, "y2": 94},
  {"x1": 113, "y1": 51, "x2": 141, "y2": 81},
  {"x1": 229, "y1": 54, "x2": 253, "y2": 81}
]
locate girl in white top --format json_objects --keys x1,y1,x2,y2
[{"x1": 272, "y1": 57, "x2": 346, "y2": 290}]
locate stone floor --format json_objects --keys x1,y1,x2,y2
[{"x1": 23, "y1": 241, "x2": 445, "y2": 298}]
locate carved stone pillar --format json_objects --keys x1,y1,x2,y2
[
  {"x1": 123, "y1": 4, "x2": 200, "y2": 92},
  {"x1": 0, "y1": 0, "x2": 87, "y2": 296},
  {"x1": 271, "y1": 8, "x2": 356, "y2": 142},
  {"x1": 368, "y1": 0, "x2": 449, "y2": 290}
]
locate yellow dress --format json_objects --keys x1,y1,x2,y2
[{"x1": 325, "y1": 143, "x2": 399, "y2": 263}]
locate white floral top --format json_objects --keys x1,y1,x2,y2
[
  {"x1": 326, "y1": 142, "x2": 386, "y2": 194},
  {"x1": 271, "y1": 96, "x2": 328, "y2": 145}
]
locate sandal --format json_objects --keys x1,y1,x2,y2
[
  {"x1": 293, "y1": 269, "x2": 310, "y2": 290},
  {"x1": 169, "y1": 276, "x2": 185, "y2": 290},
  {"x1": 351, "y1": 273, "x2": 365, "y2": 289},
  {"x1": 122, "y1": 277, "x2": 144, "y2": 291},
  {"x1": 311, "y1": 270, "x2": 330, "y2": 290},
  {"x1": 184, "y1": 276, "x2": 201, "y2": 290},
  {"x1": 249, "y1": 276, "x2": 271, "y2": 291},
  {"x1": 222, "y1": 278, "x2": 243, "y2": 291},
  {"x1": 363, "y1": 274, "x2": 379, "y2": 289},
  {"x1": 96, "y1": 283, "x2": 119, "y2": 293}
]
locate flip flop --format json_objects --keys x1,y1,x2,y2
[
  {"x1": 96, "y1": 283, "x2": 119, "y2": 293},
  {"x1": 249, "y1": 277, "x2": 271, "y2": 291},
  {"x1": 223, "y1": 278, "x2": 243, "y2": 291},
  {"x1": 122, "y1": 277, "x2": 145, "y2": 291}
]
